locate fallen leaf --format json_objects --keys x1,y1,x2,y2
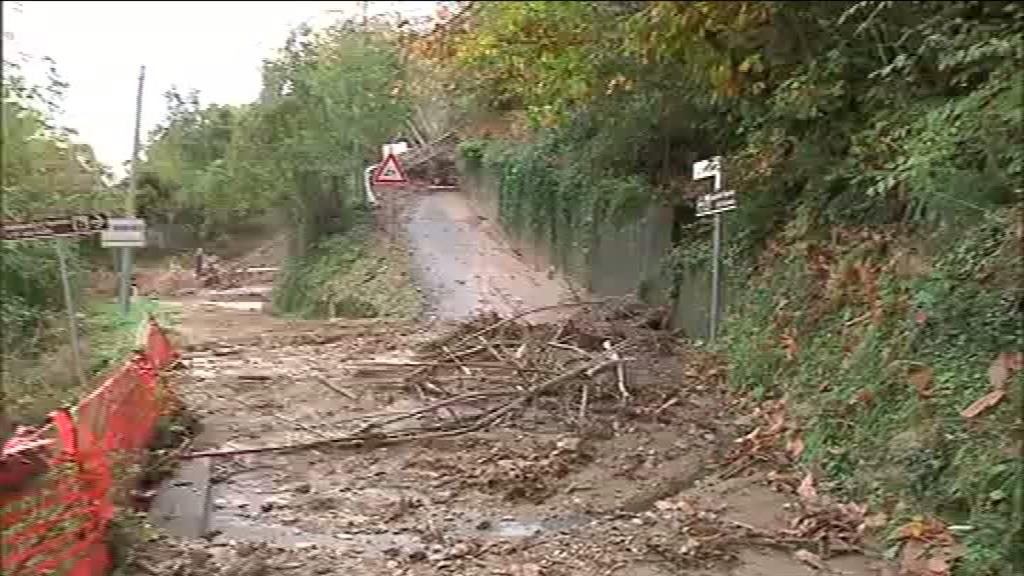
[
  {"x1": 794, "y1": 549, "x2": 825, "y2": 570},
  {"x1": 960, "y1": 388, "x2": 1006, "y2": 419},
  {"x1": 854, "y1": 388, "x2": 875, "y2": 405},
  {"x1": 863, "y1": 512, "x2": 889, "y2": 530},
  {"x1": 899, "y1": 539, "x2": 929, "y2": 575},
  {"x1": 926, "y1": 556, "x2": 950, "y2": 576},
  {"x1": 988, "y1": 351, "x2": 1023, "y2": 389},
  {"x1": 798, "y1": 472, "x2": 818, "y2": 502},
  {"x1": 781, "y1": 333, "x2": 799, "y2": 361},
  {"x1": 786, "y1": 435, "x2": 805, "y2": 459},
  {"x1": 908, "y1": 366, "x2": 933, "y2": 398}
]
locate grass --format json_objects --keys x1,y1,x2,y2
[
  {"x1": 83, "y1": 297, "x2": 179, "y2": 376},
  {"x1": 272, "y1": 217, "x2": 422, "y2": 320},
  {"x1": 2, "y1": 296, "x2": 179, "y2": 430},
  {"x1": 722, "y1": 208, "x2": 1022, "y2": 576}
]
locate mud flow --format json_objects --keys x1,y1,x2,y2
[{"x1": 134, "y1": 191, "x2": 887, "y2": 576}]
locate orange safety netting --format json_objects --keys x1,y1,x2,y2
[{"x1": 1, "y1": 317, "x2": 179, "y2": 575}]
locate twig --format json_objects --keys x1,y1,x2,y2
[
  {"x1": 652, "y1": 397, "x2": 679, "y2": 417},
  {"x1": 313, "y1": 376, "x2": 356, "y2": 401},
  {"x1": 181, "y1": 354, "x2": 626, "y2": 460},
  {"x1": 603, "y1": 340, "x2": 630, "y2": 404},
  {"x1": 547, "y1": 341, "x2": 593, "y2": 356},
  {"x1": 442, "y1": 344, "x2": 472, "y2": 376},
  {"x1": 445, "y1": 299, "x2": 614, "y2": 351},
  {"x1": 349, "y1": 361, "x2": 558, "y2": 373},
  {"x1": 356, "y1": 390, "x2": 513, "y2": 433},
  {"x1": 578, "y1": 381, "x2": 589, "y2": 424},
  {"x1": 189, "y1": 387, "x2": 330, "y2": 440},
  {"x1": 479, "y1": 336, "x2": 529, "y2": 391}
]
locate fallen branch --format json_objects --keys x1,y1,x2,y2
[
  {"x1": 181, "y1": 349, "x2": 629, "y2": 460},
  {"x1": 313, "y1": 376, "x2": 356, "y2": 401}
]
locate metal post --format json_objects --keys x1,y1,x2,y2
[
  {"x1": 119, "y1": 65, "x2": 145, "y2": 315},
  {"x1": 56, "y1": 238, "x2": 88, "y2": 390},
  {"x1": 709, "y1": 212, "x2": 722, "y2": 343}
]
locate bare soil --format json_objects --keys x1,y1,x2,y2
[{"x1": 127, "y1": 189, "x2": 891, "y2": 576}]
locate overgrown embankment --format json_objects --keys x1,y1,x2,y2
[
  {"x1": 415, "y1": 2, "x2": 1023, "y2": 574},
  {"x1": 272, "y1": 210, "x2": 421, "y2": 320}
]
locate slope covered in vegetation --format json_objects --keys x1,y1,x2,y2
[{"x1": 414, "y1": 2, "x2": 1023, "y2": 574}]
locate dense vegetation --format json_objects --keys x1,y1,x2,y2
[
  {"x1": 137, "y1": 21, "x2": 412, "y2": 315},
  {"x1": 1, "y1": 56, "x2": 127, "y2": 433},
  {"x1": 419, "y1": 2, "x2": 1023, "y2": 574}
]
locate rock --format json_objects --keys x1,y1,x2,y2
[
  {"x1": 222, "y1": 555, "x2": 268, "y2": 576},
  {"x1": 290, "y1": 482, "x2": 312, "y2": 494},
  {"x1": 407, "y1": 547, "x2": 428, "y2": 562},
  {"x1": 382, "y1": 546, "x2": 401, "y2": 559},
  {"x1": 475, "y1": 519, "x2": 492, "y2": 531},
  {"x1": 214, "y1": 498, "x2": 229, "y2": 509},
  {"x1": 448, "y1": 542, "x2": 473, "y2": 558},
  {"x1": 556, "y1": 436, "x2": 582, "y2": 452},
  {"x1": 235, "y1": 542, "x2": 256, "y2": 558}
]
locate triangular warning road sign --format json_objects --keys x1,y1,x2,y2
[{"x1": 373, "y1": 153, "x2": 407, "y2": 185}]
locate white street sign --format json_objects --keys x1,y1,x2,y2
[
  {"x1": 101, "y1": 217, "x2": 146, "y2": 248},
  {"x1": 696, "y1": 190, "x2": 738, "y2": 217},
  {"x1": 692, "y1": 156, "x2": 723, "y2": 191}
]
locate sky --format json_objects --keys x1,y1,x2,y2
[{"x1": 3, "y1": 1, "x2": 440, "y2": 178}]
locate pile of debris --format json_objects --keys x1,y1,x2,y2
[{"x1": 181, "y1": 300, "x2": 681, "y2": 460}]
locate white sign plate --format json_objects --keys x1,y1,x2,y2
[
  {"x1": 101, "y1": 217, "x2": 146, "y2": 247},
  {"x1": 696, "y1": 190, "x2": 738, "y2": 217}
]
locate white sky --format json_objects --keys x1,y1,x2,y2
[{"x1": 3, "y1": 1, "x2": 439, "y2": 177}]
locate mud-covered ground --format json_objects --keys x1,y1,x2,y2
[{"x1": 127, "y1": 189, "x2": 891, "y2": 576}]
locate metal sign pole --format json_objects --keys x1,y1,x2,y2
[
  {"x1": 710, "y1": 212, "x2": 722, "y2": 343},
  {"x1": 120, "y1": 65, "x2": 145, "y2": 315},
  {"x1": 56, "y1": 238, "x2": 88, "y2": 390},
  {"x1": 692, "y1": 156, "x2": 736, "y2": 345}
]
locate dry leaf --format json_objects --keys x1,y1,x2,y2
[
  {"x1": 900, "y1": 539, "x2": 929, "y2": 575},
  {"x1": 960, "y1": 388, "x2": 1006, "y2": 419},
  {"x1": 798, "y1": 472, "x2": 818, "y2": 502},
  {"x1": 908, "y1": 366, "x2": 933, "y2": 398},
  {"x1": 781, "y1": 333, "x2": 799, "y2": 361},
  {"x1": 863, "y1": 512, "x2": 889, "y2": 530},
  {"x1": 854, "y1": 388, "x2": 875, "y2": 405},
  {"x1": 786, "y1": 435, "x2": 805, "y2": 459},
  {"x1": 926, "y1": 556, "x2": 950, "y2": 576},
  {"x1": 794, "y1": 549, "x2": 825, "y2": 570},
  {"x1": 988, "y1": 351, "x2": 1023, "y2": 389}
]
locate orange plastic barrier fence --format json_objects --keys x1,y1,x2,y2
[{"x1": 1, "y1": 317, "x2": 179, "y2": 575}]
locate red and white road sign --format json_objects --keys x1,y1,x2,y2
[{"x1": 372, "y1": 153, "x2": 407, "y2": 185}]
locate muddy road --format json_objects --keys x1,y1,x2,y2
[
  {"x1": 135, "y1": 189, "x2": 887, "y2": 576},
  {"x1": 404, "y1": 189, "x2": 577, "y2": 321}
]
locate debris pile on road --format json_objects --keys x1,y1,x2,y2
[{"x1": 182, "y1": 301, "x2": 686, "y2": 459}]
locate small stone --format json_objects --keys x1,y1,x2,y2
[
  {"x1": 214, "y1": 498, "x2": 229, "y2": 509},
  {"x1": 407, "y1": 547, "x2": 428, "y2": 562},
  {"x1": 294, "y1": 542, "x2": 316, "y2": 550},
  {"x1": 382, "y1": 546, "x2": 401, "y2": 559},
  {"x1": 291, "y1": 482, "x2": 312, "y2": 494},
  {"x1": 475, "y1": 519, "x2": 492, "y2": 531}
]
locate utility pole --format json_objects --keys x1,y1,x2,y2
[
  {"x1": 119, "y1": 65, "x2": 145, "y2": 315},
  {"x1": 60, "y1": 140, "x2": 87, "y2": 390}
]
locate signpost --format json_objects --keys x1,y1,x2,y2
[
  {"x1": 1, "y1": 213, "x2": 112, "y2": 391},
  {"x1": 692, "y1": 156, "x2": 738, "y2": 343},
  {"x1": 100, "y1": 217, "x2": 147, "y2": 248},
  {"x1": 119, "y1": 65, "x2": 146, "y2": 315},
  {"x1": 1, "y1": 214, "x2": 108, "y2": 240}
]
